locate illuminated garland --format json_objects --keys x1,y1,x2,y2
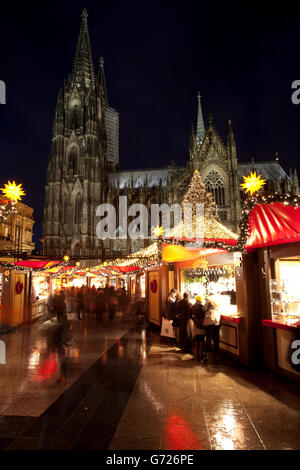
[
  {"x1": 0, "y1": 261, "x2": 68, "y2": 272},
  {"x1": 159, "y1": 237, "x2": 238, "y2": 252}
]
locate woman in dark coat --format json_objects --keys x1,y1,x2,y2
[{"x1": 178, "y1": 292, "x2": 192, "y2": 353}]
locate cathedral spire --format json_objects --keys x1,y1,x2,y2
[
  {"x1": 196, "y1": 92, "x2": 205, "y2": 146},
  {"x1": 227, "y1": 119, "x2": 236, "y2": 147},
  {"x1": 98, "y1": 56, "x2": 108, "y2": 107},
  {"x1": 72, "y1": 9, "x2": 95, "y2": 89},
  {"x1": 189, "y1": 122, "x2": 196, "y2": 150}
]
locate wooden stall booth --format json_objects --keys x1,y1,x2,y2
[
  {"x1": 0, "y1": 260, "x2": 68, "y2": 332},
  {"x1": 14, "y1": 260, "x2": 65, "y2": 323},
  {"x1": 148, "y1": 204, "x2": 267, "y2": 367},
  {"x1": 242, "y1": 197, "x2": 300, "y2": 383},
  {"x1": 0, "y1": 266, "x2": 30, "y2": 332},
  {"x1": 160, "y1": 240, "x2": 259, "y2": 365}
]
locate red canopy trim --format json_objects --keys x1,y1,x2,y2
[
  {"x1": 237, "y1": 193, "x2": 300, "y2": 250},
  {"x1": 246, "y1": 202, "x2": 300, "y2": 248},
  {"x1": 13, "y1": 260, "x2": 62, "y2": 269}
]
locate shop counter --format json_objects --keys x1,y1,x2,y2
[
  {"x1": 221, "y1": 314, "x2": 241, "y2": 324},
  {"x1": 262, "y1": 319, "x2": 300, "y2": 377},
  {"x1": 262, "y1": 318, "x2": 300, "y2": 331},
  {"x1": 220, "y1": 314, "x2": 241, "y2": 356}
]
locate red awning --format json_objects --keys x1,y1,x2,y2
[
  {"x1": 13, "y1": 260, "x2": 62, "y2": 269},
  {"x1": 246, "y1": 202, "x2": 300, "y2": 248}
]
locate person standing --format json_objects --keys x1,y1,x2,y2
[
  {"x1": 203, "y1": 295, "x2": 221, "y2": 361},
  {"x1": 165, "y1": 289, "x2": 177, "y2": 320},
  {"x1": 191, "y1": 295, "x2": 206, "y2": 362},
  {"x1": 172, "y1": 293, "x2": 182, "y2": 344},
  {"x1": 178, "y1": 292, "x2": 192, "y2": 353}
]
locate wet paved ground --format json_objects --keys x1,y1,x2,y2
[{"x1": 0, "y1": 313, "x2": 300, "y2": 450}]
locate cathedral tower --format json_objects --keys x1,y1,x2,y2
[
  {"x1": 43, "y1": 9, "x2": 119, "y2": 259},
  {"x1": 189, "y1": 94, "x2": 241, "y2": 231}
]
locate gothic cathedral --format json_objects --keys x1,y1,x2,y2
[{"x1": 43, "y1": 10, "x2": 299, "y2": 260}]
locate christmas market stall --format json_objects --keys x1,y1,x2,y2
[
  {"x1": 0, "y1": 260, "x2": 64, "y2": 332},
  {"x1": 161, "y1": 232, "x2": 243, "y2": 359},
  {"x1": 150, "y1": 170, "x2": 265, "y2": 366},
  {"x1": 240, "y1": 192, "x2": 300, "y2": 382},
  {"x1": 103, "y1": 244, "x2": 160, "y2": 315},
  {"x1": 143, "y1": 172, "x2": 241, "y2": 360}
]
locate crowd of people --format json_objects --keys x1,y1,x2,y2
[
  {"x1": 47, "y1": 285, "x2": 130, "y2": 323},
  {"x1": 165, "y1": 289, "x2": 221, "y2": 363}
]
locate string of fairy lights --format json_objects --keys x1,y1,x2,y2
[{"x1": 1, "y1": 172, "x2": 299, "y2": 281}]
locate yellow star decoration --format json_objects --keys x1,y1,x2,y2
[
  {"x1": 241, "y1": 171, "x2": 266, "y2": 196},
  {"x1": 152, "y1": 225, "x2": 164, "y2": 237},
  {"x1": 63, "y1": 255, "x2": 70, "y2": 262},
  {"x1": 1, "y1": 180, "x2": 26, "y2": 202}
]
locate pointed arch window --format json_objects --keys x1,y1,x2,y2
[
  {"x1": 75, "y1": 194, "x2": 82, "y2": 224},
  {"x1": 63, "y1": 196, "x2": 68, "y2": 224},
  {"x1": 204, "y1": 170, "x2": 226, "y2": 208},
  {"x1": 68, "y1": 147, "x2": 79, "y2": 174}
]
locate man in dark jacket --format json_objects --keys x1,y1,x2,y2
[{"x1": 178, "y1": 292, "x2": 192, "y2": 353}]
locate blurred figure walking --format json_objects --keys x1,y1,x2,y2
[{"x1": 54, "y1": 290, "x2": 67, "y2": 322}]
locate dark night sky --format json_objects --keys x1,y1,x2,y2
[{"x1": 1, "y1": 1, "x2": 300, "y2": 247}]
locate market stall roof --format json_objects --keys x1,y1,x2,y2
[
  {"x1": 13, "y1": 260, "x2": 63, "y2": 269},
  {"x1": 104, "y1": 242, "x2": 160, "y2": 269},
  {"x1": 161, "y1": 215, "x2": 239, "y2": 262},
  {"x1": 166, "y1": 216, "x2": 238, "y2": 241},
  {"x1": 245, "y1": 202, "x2": 300, "y2": 248}
]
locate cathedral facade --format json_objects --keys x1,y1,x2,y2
[{"x1": 43, "y1": 10, "x2": 299, "y2": 260}]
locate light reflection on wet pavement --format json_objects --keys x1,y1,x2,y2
[
  {"x1": 109, "y1": 337, "x2": 300, "y2": 450},
  {"x1": 0, "y1": 312, "x2": 131, "y2": 416},
  {"x1": 0, "y1": 315, "x2": 300, "y2": 450}
]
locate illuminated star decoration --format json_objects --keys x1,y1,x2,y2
[
  {"x1": 240, "y1": 171, "x2": 266, "y2": 196},
  {"x1": 63, "y1": 255, "x2": 70, "y2": 262},
  {"x1": 0, "y1": 180, "x2": 26, "y2": 202},
  {"x1": 152, "y1": 225, "x2": 164, "y2": 237}
]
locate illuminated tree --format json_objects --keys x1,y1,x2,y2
[{"x1": 182, "y1": 170, "x2": 216, "y2": 220}]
